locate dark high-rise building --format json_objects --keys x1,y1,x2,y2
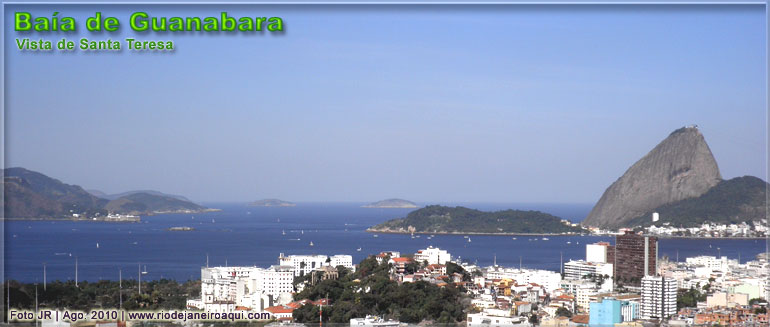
[{"x1": 614, "y1": 231, "x2": 657, "y2": 285}]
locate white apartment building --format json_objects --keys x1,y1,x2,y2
[
  {"x1": 278, "y1": 253, "x2": 354, "y2": 277},
  {"x1": 196, "y1": 265, "x2": 296, "y2": 312},
  {"x1": 485, "y1": 266, "x2": 562, "y2": 293},
  {"x1": 586, "y1": 242, "x2": 612, "y2": 263},
  {"x1": 414, "y1": 246, "x2": 451, "y2": 265},
  {"x1": 563, "y1": 260, "x2": 613, "y2": 281},
  {"x1": 248, "y1": 265, "x2": 294, "y2": 298},
  {"x1": 641, "y1": 276, "x2": 677, "y2": 320},
  {"x1": 467, "y1": 311, "x2": 531, "y2": 326},
  {"x1": 685, "y1": 256, "x2": 735, "y2": 272}
]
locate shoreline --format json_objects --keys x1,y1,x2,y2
[
  {"x1": 365, "y1": 229, "x2": 584, "y2": 236},
  {"x1": 366, "y1": 229, "x2": 767, "y2": 239},
  {"x1": 2, "y1": 208, "x2": 222, "y2": 221}
]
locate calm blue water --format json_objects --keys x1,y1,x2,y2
[{"x1": 4, "y1": 203, "x2": 767, "y2": 283}]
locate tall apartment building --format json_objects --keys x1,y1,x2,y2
[
  {"x1": 615, "y1": 231, "x2": 657, "y2": 285},
  {"x1": 195, "y1": 265, "x2": 295, "y2": 313},
  {"x1": 586, "y1": 242, "x2": 615, "y2": 264},
  {"x1": 278, "y1": 253, "x2": 354, "y2": 277},
  {"x1": 414, "y1": 246, "x2": 451, "y2": 265},
  {"x1": 641, "y1": 276, "x2": 677, "y2": 320},
  {"x1": 564, "y1": 260, "x2": 614, "y2": 281}
]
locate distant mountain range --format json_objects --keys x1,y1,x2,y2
[
  {"x1": 3, "y1": 168, "x2": 108, "y2": 218},
  {"x1": 87, "y1": 189, "x2": 191, "y2": 202},
  {"x1": 368, "y1": 205, "x2": 584, "y2": 234},
  {"x1": 3, "y1": 167, "x2": 211, "y2": 219},
  {"x1": 362, "y1": 198, "x2": 418, "y2": 208},
  {"x1": 583, "y1": 127, "x2": 766, "y2": 229},
  {"x1": 249, "y1": 199, "x2": 296, "y2": 207}
]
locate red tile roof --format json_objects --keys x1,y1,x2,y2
[{"x1": 265, "y1": 306, "x2": 295, "y2": 314}]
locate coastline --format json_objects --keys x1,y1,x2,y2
[
  {"x1": 2, "y1": 208, "x2": 222, "y2": 221},
  {"x1": 366, "y1": 229, "x2": 767, "y2": 239},
  {"x1": 365, "y1": 228, "x2": 584, "y2": 236}
]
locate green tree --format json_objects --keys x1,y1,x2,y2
[{"x1": 555, "y1": 307, "x2": 572, "y2": 318}]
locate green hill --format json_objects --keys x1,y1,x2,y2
[
  {"x1": 626, "y1": 176, "x2": 767, "y2": 228},
  {"x1": 105, "y1": 192, "x2": 207, "y2": 215},
  {"x1": 249, "y1": 199, "x2": 296, "y2": 207},
  {"x1": 369, "y1": 205, "x2": 583, "y2": 234},
  {"x1": 3, "y1": 167, "x2": 108, "y2": 218},
  {"x1": 3, "y1": 167, "x2": 210, "y2": 218},
  {"x1": 362, "y1": 198, "x2": 418, "y2": 208}
]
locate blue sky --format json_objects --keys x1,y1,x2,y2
[{"x1": 4, "y1": 5, "x2": 766, "y2": 203}]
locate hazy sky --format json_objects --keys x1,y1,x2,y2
[{"x1": 4, "y1": 5, "x2": 766, "y2": 203}]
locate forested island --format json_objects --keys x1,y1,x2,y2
[
  {"x1": 368, "y1": 205, "x2": 584, "y2": 235},
  {"x1": 362, "y1": 199, "x2": 418, "y2": 208}
]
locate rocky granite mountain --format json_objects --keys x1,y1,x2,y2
[
  {"x1": 363, "y1": 198, "x2": 418, "y2": 208},
  {"x1": 249, "y1": 199, "x2": 296, "y2": 207},
  {"x1": 3, "y1": 167, "x2": 108, "y2": 218},
  {"x1": 3, "y1": 167, "x2": 211, "y2": 218},
  {"x1": 583, "y1": 127, "x2": 722, "y2": 229}
]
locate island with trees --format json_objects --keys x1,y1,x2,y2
[{"x1": 368, "y1": 205, "x2": 585, "y2": 235}]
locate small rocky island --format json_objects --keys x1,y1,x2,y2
[
  {"x1": 249, "y1": 199, "x2": 296, "y2": 207},
  {"x1": 168, "y1": 226, "x2": 195, "y2": 231},
  {"x1": 362, "y1": 198, "x2": 418, "y2": 208}
]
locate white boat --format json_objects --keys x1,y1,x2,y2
[
  {"x1": 142, "y1": 266, "x2": 148, "y2": 275},
  {"x1": 512, "y1": 237, "x2": 517, "y2": 240},
  {"x1": 542, "y1": 237, "x2": 549, "y2": 241},
  {"x1": 309, "y1": 241, "x2": 314, "y2": 246},
  {"x1": 566, "y1": 241, "x2": 571, "y2": 244},
  {"x1": 357, "y1": 247, "x2": 362, "y2": 252},
  {"x1": 467, "y1": 238, "x2": 471, "y2": 243},
  {"x1": 282, "y1": 230, "x2": 286, "y2": 235},
  {"x1": 373, "y1": 235, "x2": 378, "y2": 238},
  {"x1": 96, "y1": 243, "x2": 100, "y2": 248},
  {"x1": 463, "y1": 236, "x2": 469, "y2": 238}
]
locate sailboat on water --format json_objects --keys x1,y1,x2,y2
[{"x1": 142, "y1": 266, "x2": 148, "y2": 275}]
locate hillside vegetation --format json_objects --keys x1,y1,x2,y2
[
  {"x1": 627, "y1": 176, "x2": 767, "y2": 228},
  {"x1": 370, "y1": 205, "x2": 583, "y2": 234}
]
